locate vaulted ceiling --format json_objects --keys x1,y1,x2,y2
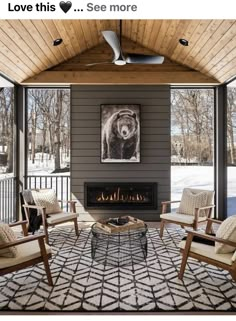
[{"x1": 0, "y1": 20, "x2": 236, "y2": 85}]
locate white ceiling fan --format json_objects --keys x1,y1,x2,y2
[{"x1": 86, "y1": 22, "x2": 164, "y2": 67}]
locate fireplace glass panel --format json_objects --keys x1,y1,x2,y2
[{"x1": 84, "y1": 182, "x2": 157, "y2": 210}]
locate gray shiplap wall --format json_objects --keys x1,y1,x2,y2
[{"x1": 71, "y1": 85, "x2": 170, "y2": 221}]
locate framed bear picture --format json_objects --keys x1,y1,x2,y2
[{"x1": 101, "y1": 104, "x2": 140, "y2": 163}]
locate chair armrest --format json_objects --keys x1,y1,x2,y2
[
  {"x1": 161, "y1": 200, "x2": 181, "y2": 205},
  {"x1": 0, "y1": 234, "x2": 46, "y2": 250},
  {"x1": 58, "y1": 200, "x2": 77, "y2": 213},
  {"x1": 207, "y1": 218, "x2": 222, "y2": 225},
  {"x1": 205, "y1": 217, "x2": 221, "y2": 234},
  {"x1": 186, "y1": 230, "x2": 236, "y2": 248},
  {"x1": 58, "y1": 200, "x2": 77, "y2": 204},
  {"x1": 197, "y1": 205, "x2": 215, "y2": 211},
  {"x1": 22, "y1": 204, "x2": 46, "y2": 211},
  {"x1": 9, "y1": 220, "x2": 28, "y2": 236},
  {"x1": 9, "y1": 220, "x2": 28, "y2": 227},
  {"x1": 161, "y1": 200, "x2": 181, "y2": 214},
  {"x1": 194, "y1": 204, "x2": 215, "y2": 224},
  {"x1": 22, "y1": 204, "x2": 47, "y2": 225}
]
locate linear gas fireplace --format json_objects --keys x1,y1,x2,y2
[{"x1": 84, "y1": 182, "x2": 157, "y2": 210}]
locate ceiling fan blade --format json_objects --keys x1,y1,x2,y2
[
  {"x1": 102, "y1": 31, "x2": 123, "y2": 62},
  {"x1": 85, "y1": 61, "x2": 112, "y2": 66},
  {"x1": 126, "y1": 53, "x2": 164, "y2": 64}
]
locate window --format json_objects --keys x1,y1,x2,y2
[
  {"x1": 227, "y1": 79, "x2": 236, "y2": 217},
  {"x1": 27, "y1": 88, "x2": 70, "y2": 175},
  {"x1": 0, "y1": 75, "x2": 16, "y2": 223},
  {"x1": 0, "y1": 78, "x2": 15, "y2": 177},
  {"x1": 171, "y1": 88, "x2": 215, "y2": 207}
]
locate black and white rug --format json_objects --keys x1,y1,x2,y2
[{"x1": 0, "y1": 227, "x2": 236, "y2": 312}]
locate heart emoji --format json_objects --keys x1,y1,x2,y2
[{"x1": 59, "y1": 1, "x2": 72, "y2": 13}]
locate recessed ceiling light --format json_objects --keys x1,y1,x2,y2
[
  {"x1": 179, "y1": 39, "x2": 189, "y2": 46},
  {"x1": 53, "y1": 38, "x2": 63, "y2": 46}
]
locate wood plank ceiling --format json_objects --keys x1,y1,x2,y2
[{"x1": 0, "y1": 20, "x2": 235, "y2": 84}]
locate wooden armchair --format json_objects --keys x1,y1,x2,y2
[
  {"x1": 178, "y1": 218, "x2": 236, "y2": 281},
  {"x1": 21, "y1": 189, "x2": 79, "y2": 244},
  {"x1": 160, "y1": 188, "x2": 215, "y2": 238},
  {"x1": 0, "y1": 221, "x2": 53, "y2": 286}
]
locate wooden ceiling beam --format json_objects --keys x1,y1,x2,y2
[{"x1": 22, "y1": 70, "x2": 219, "y2": 85}]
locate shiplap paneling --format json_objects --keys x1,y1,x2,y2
[{"x1": 71, "y1": 85, "x2": 170, "y2": 221}]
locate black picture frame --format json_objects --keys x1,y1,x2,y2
[{"x1": 101, "y1": 104, "x2": 141, "y2": 163}]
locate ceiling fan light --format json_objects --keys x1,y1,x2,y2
[
  {"x1": 53, "y1": 38, "x2": 63, "y2": 46},
  {"x1": 179, "y1": 38, "x2": 189, "y2": 46}
]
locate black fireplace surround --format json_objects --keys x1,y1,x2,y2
[{"x1": 84, "y1": 182, "x2": 157, "y2": 210}]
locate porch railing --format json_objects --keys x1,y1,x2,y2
[
  {"x1": 0, "y1": 175, "x2": 71, "y2": 223},
  {"x1": 27, "y1": 175, "x2": 71, "y2": 211},
  {"x1": 0, "y1": 176, "x2": 16, "y2": 223}
]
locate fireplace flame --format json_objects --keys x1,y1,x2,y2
[{"x1": 96, "y1": 187, "x2": 147, "y2": 203}]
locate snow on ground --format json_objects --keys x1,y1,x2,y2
[
  {"x1": 27, "y1": 153, "x2": 69, "y2": 176},
  {"x1": 227, "y1": 167, "x2": 236, "y2": 216},
  {"x1": 171, "y1": 165, "x2": 236, "y2": 216},
  {"x1": 171, "y1": 165, "x2": 214, "y2": 200},
  {"x1": 171, "y1": 165, "x2": 214, "y2": 210},
  {"x1": 0, "y1": 153, "x2": 70, "y2": 178}
]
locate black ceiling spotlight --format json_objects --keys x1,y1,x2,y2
[
  {"x1": 179, "y1": 38, "x2": 189, "y2": 46},
  {"x1": 53, "y1": 38, "x2": 63, "y2": 46}
]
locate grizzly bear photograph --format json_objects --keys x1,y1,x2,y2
[{"x1": 101, "y1": 104, "x2": 140, "y2": 163}]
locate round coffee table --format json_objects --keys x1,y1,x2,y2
[{"x1": 91, "y1": 222, "x2": 148, "y2": 266}]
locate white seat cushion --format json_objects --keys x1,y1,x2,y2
[
  {"x1": 160, "y1": 213, "x2": 207, "y2": 224},
  {"x1": 179, "y1": 240, "x2": 234, "y2": 265},
  {"x1": 46, "y1": 212, "x2": 79, "y2": 225},
  {"x1": 0, "y1": 240, "x2": 51, "y2": 269}
]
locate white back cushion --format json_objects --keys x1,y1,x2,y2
[
  {"x1": 32, "y1": 189, "x2": 61, "y2": 215},
  {"x1": 177, "y1": 188, "x2": 211, "y2": 216},
  {"x1": 215, "y1": 215, "x2": 236, "y2": 254},
  {"x1": 0, "y1": 223, "x2": 18, "y2": 258}
]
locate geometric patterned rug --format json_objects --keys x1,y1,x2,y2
[{"x1": 0, "y1": 227, "x2": 236, "y2": 312}]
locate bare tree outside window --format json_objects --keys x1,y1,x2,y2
[
  {"x1": 0, "y1": 87, "x2": 14, "y2": 175},
  {"x1": 171, "y1": 89, "x2": 214, "y2": 165},
  {"x1": 227, "y1": 82, "x2": 236, "y2": 217},
  {"x1": 227, "y1": 87, "x2": 236, "y2": 165},
  {"x1": 171, "y1": 89, "x2": 214, "y2": 206},
  {"x1": 27, "y1": 89, "x2": 70, "y2": 175}
]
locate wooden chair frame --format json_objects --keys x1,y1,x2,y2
[
  {"x1": 22, "y1": 198, "x2": 78, "y2": 244},
  {"x1": 178, "y1": 218, "x2": 236, "y2": 281},
  {"x1": 160, "y1": 199, "x2": 215, "y2": 238},
  {"x1": 0, "y1": 221, "x2": 53, "y2": 286}
]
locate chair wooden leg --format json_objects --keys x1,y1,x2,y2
[
  {"x1": 74, "y1": 218, "x2": 79, "y2": 236},
  {"x1": 178, "y1": 253, "x2": 188, "y2": 280},
  {"x1": 230, "y1": 270, "x2": 236, "y2": 282},
  {"x1": 193, "y1": 208, "x2": 199, "y2": 230},
  {"x1": 193, "y1": 221, "x2": 198, "y2": 231},
  {"x1": 23, "y1": 206, "x2": 30, "y2": 234},
  {"x1": 178, "y1": 233, "x2": 193, "y2": 280},
  {"x1": 160, "y1": 220, "x2": 165, "y2": 238},
  {"x1": 38, "y1": 238, "x2": 53, "y2": 286},
  {"x1": 42, "y1": 222, "x2": 49, "y2": 244},
  {"x1": 41, "y1": 209, "x2": 49, "y2": 244},
  {"x1": 22, "y1": 221, "x2": 28, "y2": 236},
  {"x1": 206, "y1": 220, "x2": 215, "y2": 235}
]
